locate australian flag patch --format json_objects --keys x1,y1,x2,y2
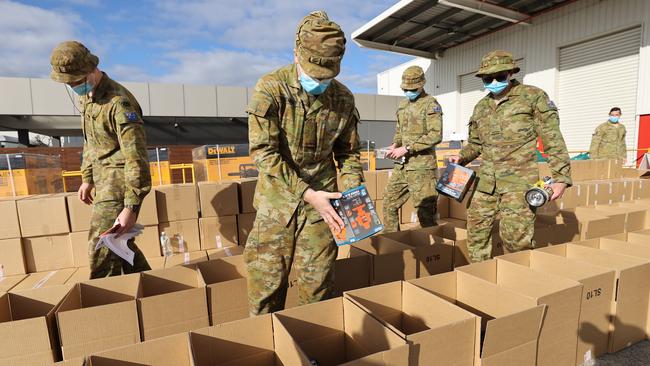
[
  {"x1": 125, "y1": 111, "x2": 139, "y2": 122},
  {"x1": 432, "y1": 105, "x2": 442, "y2": 113},
  {"x1": 547, "y1": 100, "x2": 557, "y2": 110}
]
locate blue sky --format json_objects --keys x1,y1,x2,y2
[{"x1": 0, "y1": 0, "x2": 412, "y2": 93}]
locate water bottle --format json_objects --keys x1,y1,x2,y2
[
  {"x1": 160, "y1": 232, "x2": 172, "y2": 257},
  {"x1": 176, "y1": 234, "x2": 186, "y2": 253},
  {"x1": 583, "y1": 350, "x2": 596, "y2": 366}
]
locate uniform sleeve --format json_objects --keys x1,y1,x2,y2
[
  {"x1": 80, "y1": 141, "x2": 94, "y2": 184},
  {"x1": 112, "y1": 97, "x2": 151, "y2": 206},
  {"x1": 535, "y1": 92, "x2": 572, "y2": 186},
  {"x1": 392, "y1": 108, "x2": 402, "y2": 146},
  {"x1": 459, "y1": 107, "x2": 482, "y2": 164},
  {"x1": 333, "y1": 107, "x2": 363, "y2": 190},
  {"x1": 411, "y1": 100, "x2": 442, "y2": 152},
  {"x1": 619, "y1": 126, "x2": 627, "y2": 161},
  {"x1": 247, "y1": 81, "x2": 311, "y2": 200},
  {"x1": 589, "y1": 125, "x2": 603, "y2": 159}
]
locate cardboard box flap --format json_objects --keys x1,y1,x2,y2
[
  {"x1": 272, "y1": 312, "x2": 313, "y2": 366},
  {"x1": 90, "y1": 333, "x2": 192, "y2": 366},
  {"x1": 8, "y1": 284, "x2": 72, "y2": 320},
  {"x1": 407, "y1": 271, "x2": 457, "y2": 303},
  {"x1": 340, "y1": 344, "x2": 410, "y2": 366},
  {"x1": 481, "y1": 303, "x2": 546, "y2": 359},
  {"x1": 352, "y1": 237, "x2": 412, "y2": 255},
  {"x1": 198, "y1": 256, "x2": 247, "y2": 285},
  {"x1": 140, "y1": 266, "x2": 204, "y2": 297},
  {"x1": 0, "y1": 274, "x2": 27, "y2": 293}
]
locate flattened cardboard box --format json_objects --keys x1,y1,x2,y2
[
  {"x1": 0, "y1": 284, "x2": 72, "y2": 365},
  {"x1": 382, "y1": 226, "x2": 455, "y2": 275},
  {"x1": 457, "y1": 259, "x2": 582, "y2": 366},
  {"x1": 138, "y1": 266, "x2": 209, "y2": 340},
  {"x1": 197, "y1": 255, "x2": 248, "y2": 325},
  {"x1": 0, "y1": 237, "x2": 26, "y2": 275},
  {"x1": 409, "y1": 271, "x2": 545, "y2": 366},
  {"x1": 56, "y1": 273, "x2": 142, "y2": 359},
  {"x1": 22, "y1": 234, "x2": 74, "y2": 272},
  {"x1": 191, "y1": 314, "x2": 276, "y2": 365},
  {"x1": 198, "y1": 181, "x2": 239, "y2": 217},
  {"x1": 17, "y1": 194, "x2": 70, "y2": 237},
  {"x1": 89, "y1": 332, "x2": 192, "y2": 366},
  {"x1": 11, "y1": 268, "x2": 76, "y2": 292},
  {"x1": 199, "y1": 216, "x2": 238, "y2": 249},
  {"x1": 538, "y1": 243, "x2": 650, "y2": 352},
  {"x1": 154, "y1": 184, "x2": 198, "y2": 222},
  {"x1": 0, "y1": 198, "x2": 21, "y2": 239},
  {"x1": 345, "y1": 281, "x2": 479, "y2": 366},
  {"x1": 273, "y1": 297, "x2": 410, "y2": 366},
  {"x1": 158, "y1": 219, "x2": 200, "y2": 252},
  {"x1": 499, "y1": 250, "x2": 616, "y2": 363}
]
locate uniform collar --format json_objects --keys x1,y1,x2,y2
[
  {"x1": 288, "y1": 64, "x2": 301, "y2": 90},
  {"x1": 89, "y1": 72, "x2": 110, "y2": 101}
]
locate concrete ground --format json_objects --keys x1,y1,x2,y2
[{"x1": 597, "y1": 340, "x2": 650, "y2": 365}]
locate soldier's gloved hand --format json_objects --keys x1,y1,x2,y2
[
  {"x1": 448, "y1": 155, "x2": 461, "y2": 164},
  {"x1": 388, "y1": 147, "x2": 408, "y2": 159},
  {"x1": 550, "y1": 182, "x2": 567, "y2": 201},
  {"x1": 78, "y1": 182, "x2": 94, "y2": 205},
  {"x1": 304, "y1": 188, "x2": 345, "y2": 234},
  {"x1": 115, "y1": 207, "x2": 138, "y2": 238}
]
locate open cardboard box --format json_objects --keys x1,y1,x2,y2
[
  {"x1": 345, "y1": 281, "x2": 479, "y2": 366},
  {"x1": 89, "y1": 332, "x2": 192, "y2": 366},
  {"x1": 381, "y1": 226, "x2": 455, "y2": 275},
  {"x1": 197, "y1": 256, "x2": 248, "y2": 325},
  {"x1": 273, "y1": 297, "x2": 410, "y2": 365},
  {"x1": 538, "y1": 243, "x2": 650, "y2": 352},
  {"x1": 408, "y1": 271, "x2": 545, "y2": 366},
  {"x1": 56, "y1": 273, "x2": 142, "y2": 359},
  {"x1": 0, "y1": 284, "x2": 72, "y2": 365},
  {"x1": 456, "y1": 259, "x2": 582, "y2": 366},
  {"x1": 499, "y1": 250, "x2": 616, "y2": 363},
  {"x1": 351, "y1": 236, "x2": 418, "y2": 285},
  {"x1": 206, "y1": 246, "x2": 244, "y2": 259},
  {"x1": 65, "y1": 267, "x2": 91, "y2": 285},
  {"x1": 138, "y1": 266, "x2": 209, "y2": 340},
  {"x1": 584, "y1": 204, "x2": 649, "y2": 233},
  {"x1": 537, "y1": 208, "x2": 624, "y2": 240},
  {"x1": 164, "y1": 251, "x2": 209, "y2": 268},
  {"x1": 536, "y1": 184, "x2": 588, "y2": 216}
]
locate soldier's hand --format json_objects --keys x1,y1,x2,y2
[
  {"x1": 304, "y1": 189, "x2": 345, "y2": 234},
  {"x1": 115, "y1": 207, "x2": 137, "y2": 237},
  {"x1": 448, "y1": 155, "x2": 461, "y2": 164},
  {"x1": 388, "y1": 147, "x2": 408, "y2": 159},
  {"x1": 550, "y1": 182, "x2": 567, "y2": 201},
  {"x1": 78, "y1": 183, "x2": 94, "y2": 205}
]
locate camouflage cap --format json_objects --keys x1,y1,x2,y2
[
  {"x1": 400, "y1": 65, "x2": 425, "y2": 90},
  {"x1": 295, "y1": 11, "x2": 346, "y2": 79},
  {"x1": 475, "y1": 50, "x2": 520, "y2": 77},
  {"x1": 50, "y1": 41, "x2": 99, "y2": 83}
]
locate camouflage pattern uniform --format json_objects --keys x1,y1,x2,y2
[
  {"x1": 244, "y1": 12, "x2": 363, "y2": 315},
  {"x1": 383, "y1": 66, "x2": 442, "y2": 233},
  {"x1": 589, "y1": 120, "x2": 627, "y2": 161},
  {"x1": 50, "y1": 41, "x2": 151, "y2": 278},
  {"x1": 459, "y1": 51, "x2": 572, "y2": 262}
]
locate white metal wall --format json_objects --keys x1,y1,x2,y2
[
  {"x1": 377, "y1": 57, "x2": 432, "y2": 96},
  {"x1": 558, "y1": 26, "x2": 641, "y2": 161}
]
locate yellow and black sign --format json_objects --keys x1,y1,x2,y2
[
  {"x1": 192, "y1": 144, "x2": 257, "y2": 182},
  {"x1": 0, "y1": 154, "x2": 63, "y2": 197}
]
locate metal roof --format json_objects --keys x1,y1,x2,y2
[{"x1": 352, "y1": 0, "x2": 575, "y2": 58}]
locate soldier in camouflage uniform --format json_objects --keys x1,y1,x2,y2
[
  {"x1": 244, "y1": 11, "x2": 363, "y2": 315},
  {"x1": 50, "y1": 41, "x2": 151, "y2": 278},
  {"x1": 382, "y1": 66, "x2": 442, "y2": 233},
  {"x1": 450, "y1": 51, "x2": 572, "y2": 262},
  {"x1": 589, "y1": 107, "x2": 626, "y2": 162}
]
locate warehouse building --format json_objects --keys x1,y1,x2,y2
[{"x1": 355, "y1": 0, "x2": 650, "y2": 163}]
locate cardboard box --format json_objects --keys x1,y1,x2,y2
[
  {"x1": 0, "y1": 284, "x2": 72, "y2": 365},
  {"x1": 17, "y1": 195, "x2": 70, "y2": 237},
  {"x1": 11, "y1": 268, "x2": 77, "y2": 291},
  {"x1": 437, "y1": 195, "x2": 450, "y2": 219},
  {"x1": 163, "y1": 251, "x2": 209, "y2": 268},
  {"x1": 345, "y1": 281, "x2": 479, "y2": 366},
  {"x1": 65, "y1": 267, "x2": 91, "y2": 285},
  {"x1": 376, "y1": 170, "x2": 391, "y2": 198},
  {"x1": 199, "y1": 216, "x2": 238, "y2": 249},
  {"x1": 533, "y1": 221, "x2": 581, "y2": 247},
  {"x1": 538, "y1": 208, "x2": 624, "y2": 240},
  {"x1": 625, "y1": 228, "x2": 650, "y2": 246},
  {"x1": 273, "y1": 297, "x2": 409, "y2": 365},
  {"x1": 537, "y1": 184, "x2": 589, "y2": 215},
  {"x1": 438, "y1": 217, "x2": 467, "y2": 229},
  {"x1": 499, "y1": 250, "x2": 616, "y2": 363},
  {"x1": 198, "y1": 181, "x2": 239, "y2": 217},
  {"x1": 238, "y1": 178, "x2": 257, "y2": 213},
  {"x1": 147, "y1": 256, "x2": 166, "y2": 270},
  {"x1": 69, "y1": 231, "x2": 88, "y2": 268},
  {"x1": 158, "y1": 219, "x2": 200, "y2": 252},
  {"x1": 137, "y1": 225, "x2": 162, "y2": 258},
  {"x1": 0, "y1": 238, "x2": 26, "y2": 275},
  {"x1": 154, "y1": 184, "x2": 198, "y2": 222},
  {"x1": 400, "y1": 198, "x2": 417, "y2": 224},
  {"x1": 0, "y1": 274, "x2": 26, "y2": 293},
  {"x1": 538, "y1": 243, "x2": 650, "y2": 352},
  {"x1": 0, "y1": 198, "x2": 20, "y2": 239},
  {"x1": 351, "y1": 237, "x2": 417, "y2": 285},
  {"x1": 237, "y1": 212, "x2": 256, "y2": 246},
  {"x1": 633, "y1": 179, "x2": 650, "y2": 200},
  {"x1": 197, "y1": 256, "x2": 248, "y2": 325},
  {"x1": 56, "y1": 274, "x2": 142, "y2": 359},
  {"x1": 138, "y1": 266, "x2": 209, "y2": 340},
  {"x1": 449, "y1": 188, "x2": 473, "y2": 220},
  {"x1": 331, "y1": 245, "x2": 371, "y2": 298},
  {"x1": 587, "y1": 204, "x2": 649, "y2": 233},
  {"x1": 191, "y1": 314, "x2": 276, "y2": 365},
  {"x1": 192, "y1": 144, "x2": 257, "y2": 182},
  {"x1": 382, "y1": 226, "x2": 455, "y2": 275},
  {"x1": 66, "y1": 194, "x2": 92, "y2": 232},
  {"x1": 139, "y1": 191, "x2": 159, "y2": 226},
  {"x1": 22, "y1": 234, "x2": 74, "y2": 272},
  {"x1": 89, "y1": 332, "x2": 192, "y2": 366},
  {"x1": 53, "y1": 357, "x2": 85, "y2": 365},
  {"x1": 409, "y1": 271, "x2": 545, "y2": 366},
  {"x1": 457, "y1": 259, "x2": 582, "y2": 366},
  {"x1": 362, "y1": 171, "x2": 378, "y2": 199},
  {"x1": 374, "y1": 199, "x2": 384, "y2": 220},
  {"x1": 206, "y1": 246, "x2": 244, "y2": 259}
]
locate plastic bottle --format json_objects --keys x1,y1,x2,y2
[
  {"x1": 160, "y1": 232, "x2": 173, "y2": 257},
  {"x1": 177, "y1": 234, "x2": 186, "y2": 253}
]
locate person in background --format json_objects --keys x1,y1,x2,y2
[{"x1": 589, "y1": 107, "x2": 626, "y2": 162}]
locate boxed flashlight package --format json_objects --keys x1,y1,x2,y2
[
  {"x1": 436, "y1": 163, "x2": 476, "y2": 201},
  {"x1": 331, "y1": 185, "x2": 384, "y2": 246}
]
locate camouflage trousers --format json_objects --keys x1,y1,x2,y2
[
  {"x1": 244, "y1": 204, "x2": 337, "y2": 315},
  {"x1": 466, "y1": 190, "x2": 535, "y2": 262},
  {"x1": 382, "y1": 167, "x2": 438, "y2": 233},
  {"x1": 88, "y1": 200, "x2": 151, "y2": 279}
]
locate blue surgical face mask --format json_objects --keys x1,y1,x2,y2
[
  {"x1": 404, "y1": 90, "x2": 421, "y2": 101},
  {"x1": 71, "y1": 79, "x2": 93, "y2": 96},
  {"x1": 299, "y1": 71, "x2": 331, "y2": 95},
  {"x1": 609, "y1": 116, "x2": 620, "y2": 123},
  {"x1": 484, "y1": 80, "x2": 509, "y2": 95}
]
